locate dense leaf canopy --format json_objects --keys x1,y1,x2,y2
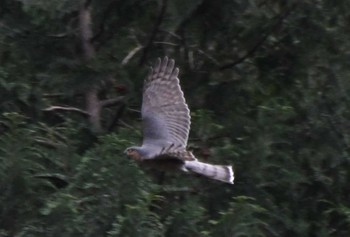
[{"x1": 1, "y1": 0, "x2": 350, "y2": 236}]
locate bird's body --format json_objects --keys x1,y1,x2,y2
[{"x1": 126, "y1": 57, "x2": 234, "y2": 184}]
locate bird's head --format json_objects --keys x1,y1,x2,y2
[{"x1": 124, "y1": 147, "x2": 142, "y2": 161}]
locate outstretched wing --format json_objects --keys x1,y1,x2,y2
[{"x1": 142, "y1": 57, "x2": 191, "y2": 152}]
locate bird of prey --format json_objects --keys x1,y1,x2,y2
[{"x1": 125, "y1": 57, "x2": 234, "y2": 184}]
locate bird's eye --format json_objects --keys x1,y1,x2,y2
[{"x1": 127, "y1": 148, "x2": 134, "y2": 153}]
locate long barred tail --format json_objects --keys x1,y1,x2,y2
[{"x1": 184, "y1": 161, "x2": 234, "y2": 184}]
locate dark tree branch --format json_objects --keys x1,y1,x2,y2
[
  {"x1": 139, "y1": 0, "x2": 168, "y2": 66},
  {"x1": 107, "y1": 103, "x2": 126, "y2": 132},
  {"x1": 100, "y1": 96, "x2": 125, "y2": 107},
  {"x1": 219, "y1": 3, "x2": 297, "y2": 71},
  {"x1": 174, "y1": 0, "x2": 206, "y2": 35},
  {"x1": 91, "y1": 0, "x2": 121, "y2": 43}
]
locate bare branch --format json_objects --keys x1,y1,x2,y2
[
  {"x1": 196, "y1": 49, "x2": 220, "y2": 66},
  {"x1": 160, "y1": 186, "x2": 199, "y2": 194},
  {"x1": 119, "y1": 120, "x2": 136, "y2": 130},
  {"x1": 153, "y1": 41, "x2": 178, "y2": 47},
  {"x1": 47, "y1": 32, "x2": 70, "y2": 38},
  {"x1": 159, "y1": 30, "x2": 181, "y2": 40},
  {"x1": 100, "y1": 96, "x2": 125, "y2": 107},
  {"x1": 127, "y1": 108, "x2": 141, "y2": 114},
  {"x1": 42, "y1": 93, "x2": 65, "y2": 98},
  {"x1": 122, "y1": 46, "x2": 143, "y2": 65},
  {"x1": 43, "y1": 106, "x2": 89, "y2": 116}
]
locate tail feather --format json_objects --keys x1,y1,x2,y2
[{"x1": 184, "y1": 161, "x2": 234, "y2": 184}]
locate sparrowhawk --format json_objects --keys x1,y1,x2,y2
[{"x1": 125, "y1": 57, "x2": 234, "y2": 184}]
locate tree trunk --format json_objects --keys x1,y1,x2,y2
[{"x1": 79, "y1": 0, "x2": 103, "y2": 133}]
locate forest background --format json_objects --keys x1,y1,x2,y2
[{"x1": 1, "y1": 0, "x2": 350, "y2": 236}]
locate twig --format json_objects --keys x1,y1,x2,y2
[
  {"x1": 47, "y1": 32, "x2": 70, "y2": 38},
  {"x1": 196, "y1": 49, "x2": 220, "y2": 66},
  {"x1": 42, "y1": 93, "x2": 65, "y2": 98},
  {"x1": 100, "y1": 96, "x2": 125, "y2": 107},
  {"x1": 159, "y1": 30, "x2": 182, "y2": 40},
  {"x1": 122, "y1": 46, "x2": 143, "y2": 65},
  {"x1": 153, "y1": 41, "x2": 178, "y2": 47},
  {"x1": 43, "y1": 106, "x2": 89, "y2": 116},
  {"x1": 160, "y1": 186, "x2": 199, "y2": 194},
  {"x1": 119, "y1": 120, "x2": 135, "y2": 130},
  {"x1": 127, "y1": 108, "x2": 141, "y2": 113}
]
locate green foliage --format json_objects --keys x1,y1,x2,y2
[
  {"x1": 1, "y1": 0, "x2": 350, "y2": 236},
  {"x1": 210, "y1": 196, "x2": 269, "y2": 237},
  {"x1": 14, "y1": 132, "x2": 159, "y2": 236}
]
